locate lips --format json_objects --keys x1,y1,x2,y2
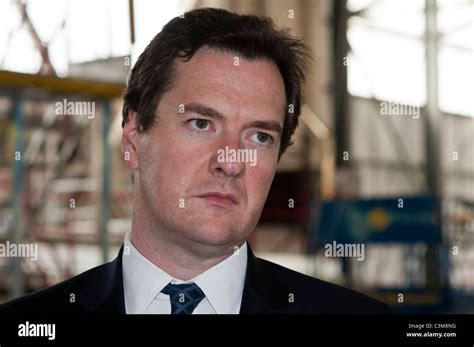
[{"x1": 198, "y1": 192, "x2": 238, "y2": 205}]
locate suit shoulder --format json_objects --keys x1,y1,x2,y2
[
  {"x1": 256, "y1": 257, "x2": 392, "y2": 314},
  {"x1": 0, "y1": 263, "x2": 110, "y2": 314}
]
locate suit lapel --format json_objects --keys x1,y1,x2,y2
[
  {"x1": 79, "y1": 246, "x2": 126, "y2": 314},
  {"x1": 239, "y1": 246, "x2": 287, "y2": 314}
]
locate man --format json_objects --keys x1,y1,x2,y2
[{"x1": 1, "y1": 8, "x2": 390, "y2": 314}]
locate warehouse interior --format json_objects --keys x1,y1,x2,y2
[{"x1": 0, "y1": 0, "x2": 472, "y2": 313}]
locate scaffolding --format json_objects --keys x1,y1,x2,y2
[{"x1": 0, "y1": 71, "x2": 125, "y2": 300}]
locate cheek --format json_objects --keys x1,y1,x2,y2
[
  {"x1": 246, "y1": 166, "x2": 276, "y2": 205},
  {"x1": 141, "y1": 136, "x2": 203, "y2": 197}
]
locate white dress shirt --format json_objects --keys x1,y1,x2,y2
[{"x1": 122, "y1": 231, "x2": 248, "y2": 314}]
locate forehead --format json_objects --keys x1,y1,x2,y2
[{"x1": 170, "y1": 47, "x2": 287, "y2": 115}]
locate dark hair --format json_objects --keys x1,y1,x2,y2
[{"x1": 122, "y1": 8, "x2": 311, "y2": 156}]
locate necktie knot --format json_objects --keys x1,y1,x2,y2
[{"x1": 161, "y1": 282, "x2": 205, "y2": 314}]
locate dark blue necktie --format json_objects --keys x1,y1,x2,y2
[{"x1": 161, "y1": 282, "x2": 206, "y2": 314}]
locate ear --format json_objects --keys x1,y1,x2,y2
[{"x1": 121, "y1": 111, "x2": 140, "y2": 171}]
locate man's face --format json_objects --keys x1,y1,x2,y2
[{"x1": 126, "y1": 47, "x2": 286, "y2": 250}]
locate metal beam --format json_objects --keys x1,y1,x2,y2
[
  {"x1": 10, "y1": 93, "x2": 25, "y2": 299},
  {"x1": 425, "y1": 0, "x2": 442, "y2": 197},
  {"x1": 99, "y1": 101, "x2": 112, "y2": 263},
  {"x1": 424, "y1": 0, "x2": 442, "y2": 291},
  {"x1": 128, "y1": 0, "x2": 135, "y2": 44},
  {"x1": 0, "y1": 71, "x2": 124, "y2": 99},
  {"x1": 332, "y1": 0, "x2": 351, "y2": 168},
  {"x1": 15, "y1": 0, "x2": 56, "y2": 75}
]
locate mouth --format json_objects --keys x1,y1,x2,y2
[{"x1": 197, "y1": 192, "x2": 238, "y2": 206}]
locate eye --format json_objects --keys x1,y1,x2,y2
[
  {"x1": 251, "y1": 132, "x2": 273, "y2": 146},
  {"x1": 189, "y1": 119, "x2": 210, "y2": 131}
]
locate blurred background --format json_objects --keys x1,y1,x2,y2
[{"x1": 0, "y1": 0, "x2": 472, "y2": 313}]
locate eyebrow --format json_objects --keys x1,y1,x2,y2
[
  {"x1": 183, "y1": 102, "x2": 224, "y2": 121},
  {"x1": 182, "y1": 102, "x2": 282, "y2": 135}
]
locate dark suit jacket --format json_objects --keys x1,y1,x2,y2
[{"x1": 0, "y1": 246, "x2": 391, "y2": 314}]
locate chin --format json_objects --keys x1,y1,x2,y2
[{"x1": 178, "y1": 218, "x2": 248, "y2": 247}]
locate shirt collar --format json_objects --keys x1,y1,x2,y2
[
  {"x1": 193, "y1": 243, "x2": 247, "y2": 314},
  {"x1": 122, "y1": 231, "x2": 173, "y2": 313},
  {"x1": 122, "y1": 231, "x2": 247, "y2": 314}
]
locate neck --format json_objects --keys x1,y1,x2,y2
[{"x1": 130, "y1": 228, "x2": 235, "y2": 281}]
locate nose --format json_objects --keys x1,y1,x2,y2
[{"x1": 209, "y1": 140, "x2": 245, "y2": 179}]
